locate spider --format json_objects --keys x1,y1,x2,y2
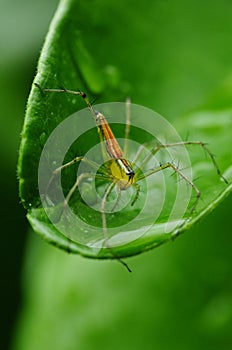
[{"x1": 36, "y1": 83, "x2": 228, "y2": 272}]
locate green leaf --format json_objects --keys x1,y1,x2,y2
[{"x1": 18, "y1": 0, "x2": 232, "y2": 260}]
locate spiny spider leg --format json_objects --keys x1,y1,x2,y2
[
  {"x1": 123, "y1": 97, "x2": 131, "y2": 157},
  {"x1": 138, "y1": 141, "x2": 228, "y2": 184},
  {"x1": 137, "y1": 162, "x2": 201, "y2": 215},
  {"x1": 45, "y1": 156, "x2": 101, "y2": 199}
]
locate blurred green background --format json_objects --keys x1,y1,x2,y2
[{"x1": 1, "y1": 0, "x2": 232, "y2": 349}]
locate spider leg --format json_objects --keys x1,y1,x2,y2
[
  {"x1": 54, "y1": 172, "x2": 100, "y2": 225},
  {"x1": 101, "y1": 182, "x2": 132, "y2": 273},
  {"x1": 111, "y1": 185, "x2": 122, "y2": 212},
  {"x1": 60, "y1": 172, "x2": 108, "y2": 220},
  {"x1": 131, "y1": 183, "x2": 140, "y2": 206},
  {"x1": 57, "y1": 172, "x2": 103, "y2": 252},
  {"x1": 63, "y1": 172, "x2": 97, "y2": 209},
  {"x1": 45, "y1": 156, "x2": 100, "y2": 198},
  {"x1": 138, "y1": 141, "x2": 228, "y2": 184},
  {"x1": 132, "y1": 142, "x2": 150, "y2": 165},
  {"x1": 123, "y1": 97, "x2": 131, "y2": 157},
  {"x1": 137, "y1": 162, "x2": 201, "y2": 215}
]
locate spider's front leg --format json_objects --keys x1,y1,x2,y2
[
  {"x1": 136, "y1": 162, "x2": 201, "y2": 216},
  {"x1": 137, "y1": 141, "x2": 228, "y2": 184}
]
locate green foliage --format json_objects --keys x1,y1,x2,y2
[
  {"x1": 13, "y1": 198, "x2": 232, "y2": 350},
  {"x1": 18, "y1": 0, "x2": 232, "y2": 260},
  {"x1": 13, "y1": 1, "x2": 232, "y2": 350}
]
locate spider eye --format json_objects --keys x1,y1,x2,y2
[{"x1": 127, "y1": 170, "x2": 135, "y2": 176}]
